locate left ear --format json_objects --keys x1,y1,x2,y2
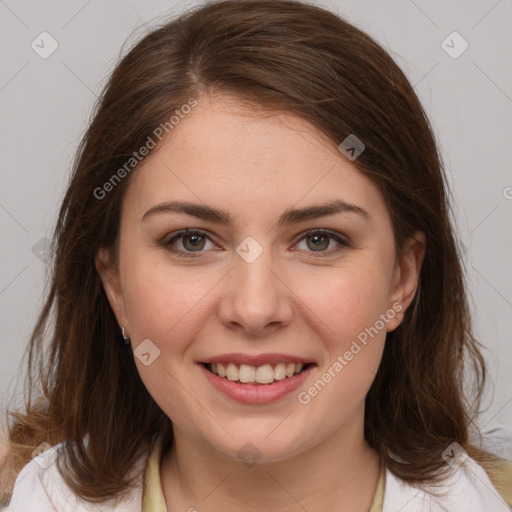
[{"x1": 386, "y1": 230, "x2": 426, "y2": 332}]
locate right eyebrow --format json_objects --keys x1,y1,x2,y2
[{"x1": 141, "y1": 199, "x2": 370, "y2": 227}]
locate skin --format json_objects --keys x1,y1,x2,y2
[{"x1": 96, "y1": 93, "x2": 425, "y2": 511}]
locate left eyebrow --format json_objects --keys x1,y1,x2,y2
[{"x1": 141, "y1": 199, "x2": 370, "y2": 226}]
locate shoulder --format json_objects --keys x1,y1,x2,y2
[
  {"x1": 486, "y1": 459, "x2": 512, "y2": 507},
  {"x1": 382, "y1": 456, "x2": 512, "y2": 512},
  {"x1": 4, "y1": 443, "x2": 145, "y2": 512}
]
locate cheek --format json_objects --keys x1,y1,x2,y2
[
  {"x1": 120, "y1": 254, "x2": 208, "y2": 343},
  {"x1": 295, "y1": 267, "x2": 389, "y2": 424},
  {"x1": 120, "y1": 259, "x2": 210, "y2": 422},
  {"x1": 299, "y1": 261, "x2": 392, "y2": 346}
]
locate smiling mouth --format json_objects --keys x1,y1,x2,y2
[{"x1": 202, "y1": 362, "x2": 312, "y2": 385}]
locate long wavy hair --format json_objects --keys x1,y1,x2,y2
[{"x1": 0, "y1": 0, "x2": 495, "y2": 505}]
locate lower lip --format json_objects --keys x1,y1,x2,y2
[{"x1": 199, "y1": 364, "x2": 314, "y2": 404}]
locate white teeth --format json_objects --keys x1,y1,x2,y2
[
  {"x1": 226, "y1": 363, "x2": 239, "y2": 381},
  {"x1": 239, "y1": 364, "x2": 256, "y2": 383},
  {"x1": 255, "y1": 364, "x2": 274, "y2": 384},
  {"x1": 274, "y1": 363, "x2": 287, "y2": 380},
  {"x1": 207, "y1": 362, "x2": 308, "y2": 384}
]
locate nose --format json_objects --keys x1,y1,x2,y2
[{"x1": 217, "y1": 243, "x2": 293, "y2": 336}]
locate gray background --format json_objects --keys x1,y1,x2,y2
[{"x1": 1, "y1": 0, "x2": 511, "y2": 448}]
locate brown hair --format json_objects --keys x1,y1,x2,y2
[{"x1": 0, "y1": 0, "x2": 496, "y2": 505}]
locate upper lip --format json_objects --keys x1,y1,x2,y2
[{"x1": 199, "y1": 353, "x2": 316, "y2": 366}]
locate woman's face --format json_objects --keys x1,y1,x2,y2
[{"x1": 97, "y1": 93, "x2": 424, "y2": 462}]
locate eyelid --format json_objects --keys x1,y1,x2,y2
[
  {"x1": 292, "y1": 228, "x2": 349, "y2": 257},
  {"x1": 163, "y1": 229, "x2": 219, "y2": 257},
  {"x1": 163, "y1": 228, "x2": 350, "y2": 258}
]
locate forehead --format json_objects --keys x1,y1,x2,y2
[{"x1": 123, "y1": 94, "x2": 388, "y2": 226}]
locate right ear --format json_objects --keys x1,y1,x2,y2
[{"x1": 95, "y1": 247, "x2": 129, "y2": 329}]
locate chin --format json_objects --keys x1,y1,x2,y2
[{"x1": 201, "y1": 422, "x2": 307, "y2": 464}]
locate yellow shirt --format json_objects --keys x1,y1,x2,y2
[{"x1": 142, "y1": 434, "x2": 510, "y2": 512}]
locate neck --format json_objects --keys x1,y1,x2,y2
[{"x1": 160, "y1": 414, "x2": 381, "y2": 511}]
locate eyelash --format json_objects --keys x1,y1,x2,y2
[{"x1": 163, "y1": 229, "x2": 349, "y2": 259}]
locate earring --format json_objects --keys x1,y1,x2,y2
[{"x1": 121, "y1": 326, "x2": 131, "y2": 345}]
